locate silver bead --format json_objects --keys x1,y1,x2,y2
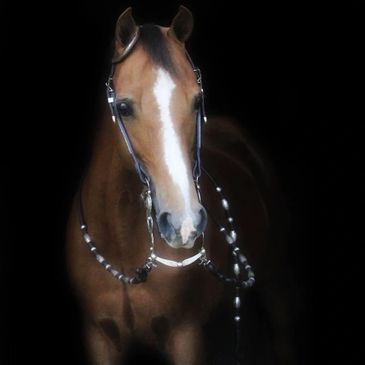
[
  {"x1": 233, "y1": 263, "x2": 240, "y2": 276},
  {"x1": 230, "y1": 230, "x2": 237, "y2": 242},
  {"x1": 228, "y1": 217, "x2": 234, "y2": 223},
  {"x1": 248, "y1": 277, "x2": 256, "y2": 285},
  {"x1": 220, "y1": 227, "x2": 226, "y2": 232},
  {"x1": 111, "y1": 269, "x2": 119, "y2": 277},
  {"x1": 83, "y1": 233, "x2": 91, "y2": 243},
  {"x1": 203, "y1": 116, "x2": 208, "y2": 123},
  {"x1": 216, "y1": 187, "x2": 222, "y2": 192},
  {"x1": 222, "y1": 199, "x2": 229, "y2": 210},
  {"x1": 112, "y1": 115, "x2": 116, "y2": 123},
  {"x1": 80, "y1": 224, "x2": 86, "y2": 230},
  {"x1": 234, "y1": 296, "x2": 241, "y2": 309},
  {"x1": 118, "y1": 274, "x2": 123, "y2": 280},
  {"x1": 96, "y1": 254, "x2": 104, "y2": 263},
  {"x1": 239, "y1": 254, "x2": 247, "y2": 264},
  {"x1": 105, "y1": 264, "x2": 111, "y2": 270},
  {"x1": 226, "y1": 234, "x2": 234, "y2": 244},
  {"x1": 91, "y1": 246, "x2": 96, "y2": 252},
  {"x1": 234, "y1": 316, "x2": 241, "y2": 322}
]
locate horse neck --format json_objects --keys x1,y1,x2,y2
[
  {"x1": 87, "y1": 108, "x2": 138, "y2": 188},
  {"x1": 82, "y1": 108, "x2": 146, "y2": 260}
]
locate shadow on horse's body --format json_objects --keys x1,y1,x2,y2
[{"x1": 67, "y1": 6, "x2": 295, "y2": 365}]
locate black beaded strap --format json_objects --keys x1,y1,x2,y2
[
  {"x1": 200, "y1": 167, "x2": 256, "y2": 289},
  {"x1": 198, "y1": 166, "x2": 256, "y2": 364},
  {"x1": 202, "y1": 253, "x2": 255, "y2": 289},
  {"x1": 78, "y1": 184, "x2": 154, "y2": 285}
]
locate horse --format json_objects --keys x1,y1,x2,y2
[{"x1": 67, "y1": 6, "x2": 293, "y2": 365}]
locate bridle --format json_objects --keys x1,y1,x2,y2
[
  {"x1": 77, "y1": 27, "x2": 255, "y2": 364},
  {"x1": 105, "y1": 46, "x2": 205, "y2": 186}
]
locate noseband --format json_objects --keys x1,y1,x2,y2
[{"x1": 77, "y1": 27, "x2": 255, "y2": 364}]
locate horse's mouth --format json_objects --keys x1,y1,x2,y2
[{"x1": 161, "y1": 231, "x2": 199, "y2": 249}]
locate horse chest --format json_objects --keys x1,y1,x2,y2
[{"x1": 138, "y1": 270, "x2": 216, "y2": 310}]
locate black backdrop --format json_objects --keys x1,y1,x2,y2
[{"x1": 3, "y1": 1, "x2": 360, "y2": 364}]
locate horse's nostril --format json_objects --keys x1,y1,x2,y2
[
  {"x1": 196, "y1": 207, "x2": 208, "y2": 234},
  {"x1": 157, "y1": 212, "x2": 176, "y2": 241}
]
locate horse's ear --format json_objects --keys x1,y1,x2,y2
[
  {"x1": 168, "y1": 5, "x2": 194, "y2": 44},
  {"x1": 113, "y1": 7, "x2": 139, "y2": 63}
]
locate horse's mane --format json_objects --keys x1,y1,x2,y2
[
  {"x1": 138, "y1": 24, "x2": 177, "y2": 75},
  {"x1": 108, "y1": 24, "x2": 177, "y2": 76}
]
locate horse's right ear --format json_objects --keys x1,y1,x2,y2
[
  {"x1": 168, "y1": 5, "x2": 194, "y2": 44},
  {"x1": 112, "y1": 7, "x2": 139, "y2": 63}
]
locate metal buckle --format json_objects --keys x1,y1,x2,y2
[
  {"x1": 193, "y1": 67, "x2": 202, "y2": 85},
  {"x1": 105, "y1": 76, "x2": 114, "y2": 94},
  {"x1": 142, "y1": 189, "x2": 152, "y2": 212}
]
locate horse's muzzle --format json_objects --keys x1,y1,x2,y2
[{"x1": 157, "y1": 207, "x2": 207, "y2": 249}]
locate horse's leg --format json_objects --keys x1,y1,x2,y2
[
  {"x1": 85, "y1": 321, "x2": 129, "y2": 365},
  {"x1": 164, "y1": 324, "x2": 206, "y2": 365}
]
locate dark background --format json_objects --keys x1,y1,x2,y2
[{"x1": 3, "y1": 1, "x2": 360, "y2": 364}]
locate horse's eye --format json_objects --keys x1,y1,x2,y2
[
  {"x1": 194, "y1": 94, "x2": 202, "y2": 111},
  {"x1": 118, "y1": 102, "x2": 134, "y2": 118}
]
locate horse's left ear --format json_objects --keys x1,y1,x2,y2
[
  {"x1": 113, "y1": 7, "x2": 139, "y2": 63},
  {"x1": 168, "y1": 5, "x2": 194, "y2": 44}
]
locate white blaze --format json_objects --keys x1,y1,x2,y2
[
  {"x1": 180, "y1": 216, "x2": 194, "y2": 244},
  {"x1": 153, "y1": 68, "x2": 193, "y2": 221}
]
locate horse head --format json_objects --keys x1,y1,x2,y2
[{"x1": 110, "y1": 7, "x2": 207, "y2": 249}]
